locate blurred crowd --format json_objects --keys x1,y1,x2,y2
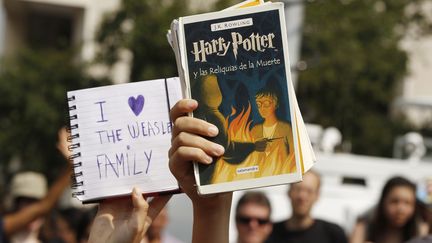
[
  {"x1": 0, "y1": 128, "x2": 431, "y2": 243},
  {"x1": 234, "y1": 171, "x2": 432, "y2": 243},
  {"x1": 0, "y1": 128, "x2": 183, "y2": 243}
]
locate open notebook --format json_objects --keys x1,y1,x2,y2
[{"x1": 67, "y1": 78, "x2": 182, "y2": 203}]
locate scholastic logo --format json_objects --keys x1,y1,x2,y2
[
  {"x1": 211, "y1": 18, "x2": 253, "y2": 32},
  {"x1": 237, "y1": 166, "x2": 259, "y2": 174}
]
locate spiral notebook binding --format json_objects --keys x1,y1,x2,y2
[
  {"x1": 67, "y1": 133, "x2": 79, "y2": 142},
  {"x1": 68, "y1": 143, "x2": 80, "y2": 151},
  {"x1": 68, "y1": 95, "x2": 76, "y2": 102},
  {"x1": 71, "y1": 191, "x2": 85, "y2": 197},
  {"x1": 71, "y1": 180, "x2": 84, "y2": 189},
  {"x1": 72, "y1": 162, "x2": 82, "y2": 168},
  {"x1": 67, "y1": 93, "x2": 85, "y2": 199}
]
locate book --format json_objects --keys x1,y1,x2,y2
[
  {"x1": 227, "y1": 0, "x2": 316, "y2": 173},
  {"x1": 224, "y1": 0, "x2": 265, "y2": 10},
  {"x1": 167, "y1": 1, "x2": 316, "y2": 175},
  {"x1": 67, "y1": 78, "x2": 182, "y2": 203},
  {"x1": 169, "y1": 2, "x2": 314, "y2": 194}
]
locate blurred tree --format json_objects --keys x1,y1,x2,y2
[
  {"x1": 297, "y1": 0, "x2": 431, "y2": 156},
  {"x1": 0, "y1": 0, "x2": 243, "y2": 196},
  {"x1": 0, "y1": 49, "x2": 109, "y2": 177},
  {"x1": 96, "y1": 0, "x2": 237, "y2": 82}
]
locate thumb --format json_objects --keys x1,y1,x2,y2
[{"x1": 130, "y1": 187, "x2": 149, "y2": 241}]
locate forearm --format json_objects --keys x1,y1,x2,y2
[
  {"x1": 39, "y1": 164, "x2": 72, "y2": 212},
  {"x1": 191, "y1": 193, "x2": 232, "y2": 243},
  {"x1": 3, "y1": 165, "x2": 72, "y2": 236}
]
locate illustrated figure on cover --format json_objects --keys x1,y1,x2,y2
[
  {"x1": 193, "y1": 74, "x2": 268, "y2": 185},
  {"x1": 194, "y1": 74, "x2": 296, "y2": 185},
  {"x1": 250, "y1": 85, "x2": 295, "y2": 176}
]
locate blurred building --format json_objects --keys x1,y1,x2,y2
[
  {"x1": 0, "y1": 0, "x2": 132, "y2": 83},
  {"x1": 0, "y1": 0, "x2": 246, "y2": 84},
  {"x1": 394, "y1": 2, "x2": 432, "y2": 160},
  {"x1": 396, "y1": 1, "x2": 432, "y2": 128},
  {"x1": 1, "y1": 0, "x2": 431, "y2": 108}
]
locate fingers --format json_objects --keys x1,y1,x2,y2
[
  {"x1": 170, "y1": 132, "x2": 225, "y2": 158},
  {"x1": 170, "y1": 99, "x2": 198, "y2": 121},
  {"x1": 172, "y1": 116, "x2": 219, "y2": 139},
  {"x1": 130, "y1": 187, "x2": 149, "y2": 238},
  {"x1": 170, "y1": 146, "x2": 214, "y2": 166},
  {"x1": 169, "y1": 99, "x2": 224, "y2": 165},
  {"x1": 131, "y1": 187, "x2": 148, "y2": 216}
]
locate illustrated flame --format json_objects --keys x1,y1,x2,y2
[
  {"x1": 212, "y1": 102, "x2": 297, "y2": 184},
  {"x1": 226, "y1": 104, "x2": 253, "y2": 142}
]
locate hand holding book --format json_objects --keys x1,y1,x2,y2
[{"x1": 168, "y1": 99, "x2": 232, "y2": 243}]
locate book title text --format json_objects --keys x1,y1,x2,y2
[{"x1": 191, "y1": 32, "x2": 275, "y2": 62}]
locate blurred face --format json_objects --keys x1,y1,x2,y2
[
  {"x1": 14, "y1": 197, "x2": 44, "y2": 231},
  {"x1": 256, "y1": 96, "x2": 276, "y2": 119},
  {"x1": 383, "y1": 186, "x2": 416, "y2": 228},
  {"x1": 236, "y1": 203, "x2": 272, "y2": 243},
  {"x1": 14, "y1": 197, "x2": 39, "y2": 211},
  {"x1": 288, "y1": 172, "x2": 319, "y2": 218}
]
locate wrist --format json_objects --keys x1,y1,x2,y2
[
  {"x1": 191, "y1": 192, "x2": 232, "y2": 243},
  {"x1": 192, "y1": 192, "x2": 232, "y2": 211}
]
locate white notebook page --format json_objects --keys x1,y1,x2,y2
[{"x1": 68, "y1": 78, "x2": 182, "y2": 202}]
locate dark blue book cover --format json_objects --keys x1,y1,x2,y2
[{"x1": 180, "y1": 3, "x2": 302, "y2": 194}]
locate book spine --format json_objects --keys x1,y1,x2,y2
[{"x1": 67, "y1": 94, "x2": 85, "y2": 198}]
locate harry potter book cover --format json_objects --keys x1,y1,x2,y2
[{"x1": 178, "y1": 3, "x2": 302, "y2": 194}]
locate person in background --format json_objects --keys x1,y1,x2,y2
[
  {"x1": 235, "y1": 191, "x2": 273, "y2": 243},
  {"x1": 350, "y1": 176, "x2": 429, "y2": 243},
  {"x1": 266, "y1": 170, "x2": 348, "y2": 243},
  {"x1": 56, "y1": 208, "x2": 81, "y2": 243},
  {"x1": 0, "y1": 128, "x2": 72, "y2": 243},
  {"x1": 145, "y1": 207, "x2": 183, "y2": 243},
  {"x1": 39, "y1": 207, "x2": 84, "y2": 243},
  {"x1": 87, "y1": 99, "x2": 232, "y2": 243},
  {"x1": 6, "y1": 171, "x2": 49, "y2": 243}
]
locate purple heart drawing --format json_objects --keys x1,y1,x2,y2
[{"x1": 128, "y1": 95, "x2": 145, "y2": 116}]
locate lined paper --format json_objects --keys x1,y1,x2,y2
[{"x1": 68, "y1": 78, "x2": 182, "y2": 202}]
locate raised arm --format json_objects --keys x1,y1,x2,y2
[
  {"x1": 169, "y1": 99, "x2": 231, "y2": 243},
  {"x1": 3, "y1": 127, "x2": 73, "y2": 236}
]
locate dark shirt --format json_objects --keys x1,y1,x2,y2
[
  {"x1": 0, "y1": 217, "x2": 8, "y2": 243},
  {"x1": 406, "y1": 235, "x2": 432, "y2": 243},
  {"x1": 266, "y1": 219, "x2": 348, "y2": 243}
]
